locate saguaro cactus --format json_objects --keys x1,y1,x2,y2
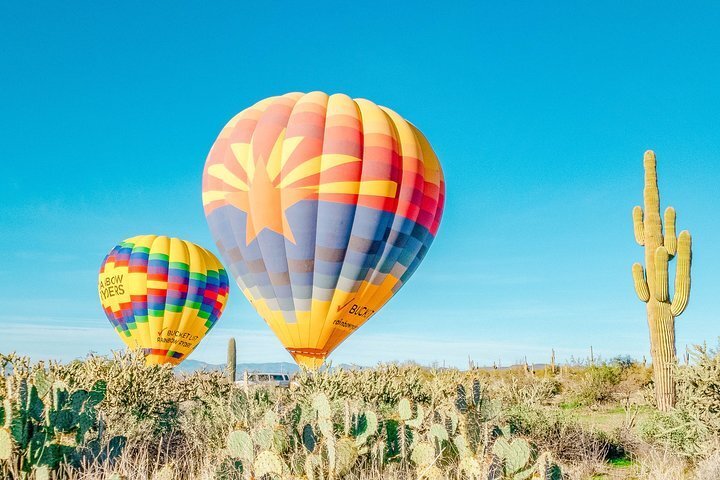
[
  {"x1": 631, "y1": 150, "x2": 692, "y2": 411},
  {"x1": 227, "y1": 337, "x2": 237, "y2": 382}
]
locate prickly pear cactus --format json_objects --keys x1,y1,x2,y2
[
  {"x1": 492, "y1": 437, "x2": 535, "y2": 480},
  {"x1": 457, "y1": 455, "x2": 483, "y2": 479},
  {"x1": 353, "y1": 410, "x2": 378, "y2": 448},
  {"x1": 410, "y1": 441, "x2": 435, "y2": 468},
  {"x1": 334, "y1": 437, "x2": 359, "y2": 476},
  {"x1": 226, "y1": 430, "x2": 254, "y2": 463},
  {"x1": 399, "y1": 398, "x2": 412, "y2": 421},
  {"x1": 537, "y1": 451, "x2": 563, "y2": 480},
  {"x1": 253, "y1": 450, "x2": 287, "y2": 478},
  {"x1": 1, "y1": 367, "x2": 125, "y2": 475},
  {"x1": 0, "y1": 428, "x2": 11, "y2": 461}
]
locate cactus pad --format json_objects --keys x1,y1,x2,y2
[
  {"x1": 398, "y1": 398, "x2": 412, "y2": 421},
  {"x1": 0, "y1": 428, "x2": 12, "y2": 460},
  {"x1": 253, "y1": 450, "x2": 286, "y2": 478},
  {"x1": 226, "y1": 430, "x2": 253, "y2": 462},
  {"x1": 410, "y1": 441, "x2": 435, "y2": 467}
]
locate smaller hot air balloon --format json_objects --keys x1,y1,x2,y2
[{"x1": 98, "y1": 235, "x2": 229, "y2": 365}]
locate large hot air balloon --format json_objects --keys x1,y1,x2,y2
[
  {"x1": 202, "y1": 92, "x2": 445, "y2": 367},
  {"x1": 98, "y1": 235, "x2": 229, "y2": 365}
]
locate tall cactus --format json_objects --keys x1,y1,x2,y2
[
  {"x1": 631, "y1": 150, "x2": 692, "y2": 411},
  {"x1": 227, "y1": 337, "x2": 237, "y2": 383}
]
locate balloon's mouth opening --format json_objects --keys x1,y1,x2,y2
[{"x1": 287, "y1": 347, "x2": 327, "y2": 369}]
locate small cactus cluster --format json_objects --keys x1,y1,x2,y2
[
  {"x1": 225, "y1": 392, "x2": 380, "y2": 479},
  {"x1": 0, "y1": 367, "x2": 126, "y2": 477},
  {"x1": 484, "y1": 436, "x2": 562, "y2": 480},
  {"x1": 221, "y1": 382, "x2": 563, "y2": 480},
  {"x1": 225, "y1": 409, "x2": 289, "y2": 479}
]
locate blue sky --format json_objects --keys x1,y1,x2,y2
[{"x1": 1, "y1": 1, "x2": 718, "y2": 367}]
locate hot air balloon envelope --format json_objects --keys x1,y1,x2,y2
[
  {"x1": 202, "y1": 92, "x2": 444, "y2": 367},
  {"x1": 99, "y1": 235, "x2": 229, "y2": 365}
]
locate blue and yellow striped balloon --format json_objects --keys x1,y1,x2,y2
[{"x1": 99, "y1": 235, "x2": 229, "y2": 365}]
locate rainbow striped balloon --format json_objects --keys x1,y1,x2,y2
[
  {"x1": 203, "y1": 92, "x2": 445, "y2": 367},
  {"x1": 99, "y1": 235, "x2": 229, "y2": 365}
]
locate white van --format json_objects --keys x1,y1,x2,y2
[{"x1": 236, "y1": 372, "x2": 291, "y2": 388}]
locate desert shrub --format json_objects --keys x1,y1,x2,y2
[
  {"x1": 676, "y1": 344, "x2": 720, "y2": 435},
  {"x1": 503, "y1": 405, "x2": 612, "y2": 463},
  {"x1": 50, "y1": 350, "x2": 230, "y2": 438},
  {"x1": 632, "y1": 446, "x2": 692, "y2": 480},
  {"x1": 693, "y1": 448, "x2": 720, "y2": 480},
  {"x1": 292, "y1": 363, "x2": 484, "y2": 408},
  {"x1": 567, "y1": 363, "x2": 623, "y2": 406},
  {"x1": 616, "y1": 368, "x2": 653, "y2": 404},
  {"x1": 292, "y1": 363, "x2": 429, "y2": 406},
  {"x1": 51, "y1": 351, "x2": 182, "y2": 436},
  {"x1": 639, "y1": 344, "x2": 720, "y2": 459},
  {"x1": 640, "y1": 408, "x2": 710, "y2": 457},
  {"x1": 490, "y1": 375, "x2": 560, "y2": 406}
]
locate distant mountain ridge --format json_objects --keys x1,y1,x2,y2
[
  {"x1": 176, "y1": 359, "x2": 551, "y2": 374},
  {"x1": 176, "y1": 359, "x2": 300, "y2": 374}
]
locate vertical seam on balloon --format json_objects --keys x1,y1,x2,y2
[
  {"x1": 356, "y1": 106, "x2": 404, "y2": 300},
  {"x1": 149, "y1": 235, "x2": 169, "y2": 358},
  {"x1": 355, "y1": 110, "x2": 408, "y2": 306},
  {"x1": 320, "y1": 100, "x2": 396, "y2": 355},
  {"x1": 216, "y1": 98, "x2": 288, "y2": 349},
  {"x1": 174, "y1": 240, "x2": 196, "y2": 359},
  {"x1": 135, "y1": 235, "x2": 155, "y2": 350},
  {"x1": 278, "y1": 94, "x2": 302, "y2": 350},
  {"x1": 164, "y1": 238, "x2": 186, "y2": 359},
  {"x1": 303, "y1": 92, "x2": 328, "y2": 351},
  {"x1": 307, "y1": 96, "x2": 333, "y2": 353},
  {"x1": 315, "y1": 96, "x2": 365, "y2": 354},
  {"x1": 200, "y1": 245, "x2": 221, "y2": 333},
  {"x1": 398, "y1": 125, "x2": 441, "y2": 287},
  {"x1": 245, "y1": 97, "x2": 297, "y2": 350},
  {"x1": 308, "y1": 95, "x2": 334, "y2": 353},
  {"x1": 205, "y1": 105, "x2": 259, "y2": 302},
  {"x1": 359, "y1": 111, "x2": 425, "y2": 311},
  {"x1": 280, "y1": 93, "x2": 311, "y2": 350}
]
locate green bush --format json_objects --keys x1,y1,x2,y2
[
  {"x1": 568, "y1": 364, "x2": 622, "y2": 406},
  {"x1": 491, "y1": 375, "x2": 560, "y2": 407},
  {"x1": 51, "y1": 350, "x2": 230, "y2": 438},
  {"x1": 639, "y1": 343, "x2": 720, "y2": 459},
  {"x1": 503, "y1": 405, "x2": 613, "y2": 463},
  {"x1": 676, "y1": 344, "x2": 720, "y2": 434},
  {"x1": 640, "y1": 409, "x2": 709, "y2": 457}
]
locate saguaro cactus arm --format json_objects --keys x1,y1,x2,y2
[
  {"x1": 664, "y1": 207, "x2": 677, "y2": 256},
  {"x1": 632, "y1": 206, "x2": 645, "y2": 245},
  {"x1": 654, "y1": 247, "x2": 670, "y2": 302},
  {"x1": 632, "y1": 263, "x2": 650, "y2": 302},
  {"x1": 671, "y1": 230, "x2": 692, "y2": 316},
  {"x1": 633, "y1": 206, "x2": 645, "y2": 247}
]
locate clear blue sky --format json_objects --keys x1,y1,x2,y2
[{"x1": 1, "y1": 1, "x2": 718, "y2": 367}]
